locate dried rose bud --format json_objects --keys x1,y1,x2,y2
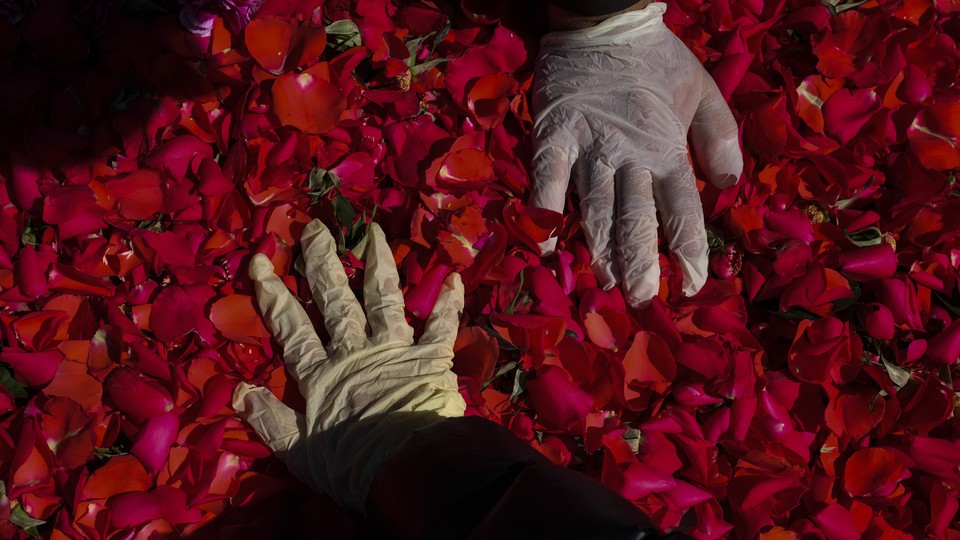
[
  {"x1": 882, "y1": 232, "x2": 897, "y2": 251},
  {"x1": 397, "y1": 70, "x2": 412, "y2": 92},
  {"x1": 710, "y1": 244, "x2": 742, "y2": 280},
  {"x1": 801, "y1": 202, "x2": 829, "y2": 224}
]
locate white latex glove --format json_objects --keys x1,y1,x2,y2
[
  {"x1": 530, "y1": 3, "x2": 743, "y2": 307},
  {"x1": 232, "y1": 220, "x2": 466, "y2": 513}
]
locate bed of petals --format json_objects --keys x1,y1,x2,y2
[{"x1": 0, "y1": 0, "x2": 958, "y2": 537}]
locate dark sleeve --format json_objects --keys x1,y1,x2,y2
[
  {"x1": 547, "y1": 0, "x2": 644, "y2": 16},
  {"x1": 364, "y1": 416, "x2": 670, "y2": 540}
]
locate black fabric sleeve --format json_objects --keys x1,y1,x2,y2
[{"x1": 364, "y1": 416, "x2": 669, "y2": 540}]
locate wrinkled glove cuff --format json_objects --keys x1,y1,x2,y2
[{"x1": 540, "y1": 2, "x2": 667, "y2": 51}]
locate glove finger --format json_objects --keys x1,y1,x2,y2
[
  {"x1": 615, "y1": 164, "x2": 661, "y2": 308},
  {"x1": 652, "y1": 163, "x2": 709, "y2": 297},
  {"x1": 575, "y1": 158, "x2": 619, "y2": 290},
  {"x1": 364, "y1": 223, "x2": 414, "y2": 346},
  {"x1": 420, "y1": 272, "x2": 464, "y2": 349},
  {"x1": 233, "y1": 381, "x2": 305, "y2": 462},
  {"x1": 301, "y1": 219, "x2": 368, "y2": 354},
  {"x1": 529, "y1": 144, "x2": 575, "y2": 255},
  {"x1": 249, "y1": 254, "x2": 328, "y2": 386},
  {"x1": 690, "y1": 73, "x2": 743, "y2": 189}
]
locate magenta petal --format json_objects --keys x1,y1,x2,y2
[
  {"x1": 14, "y1": 244, "x2": 55, "y2": 298},
  {"x1": 875, "y1": 278, "x2": 924, "y2": 330},
  {"x1": 143, "y1": 135, "x2": 213, "y2": 181},
  {"x1": 896, "y1": 65, "x2": 932, "y2": 104},
  {"x1": 839, "y1": 244, "x2": 897, "y2": 280},
  {"x1": 711, "y1": 52, "x2": 753, "y2": 101},
  {"x1": 405, "y1": 264, "x2": 450, "y2": 318},
  {"x1": 822, "y1": 88, "x2": 880, "y2": 144},
  {"x1": 926, "y1": 319, "x2": 960, "y2": 365},
  {"x1": 108, "y1": 486, "x2": 201, "y2": 528},
  {"x1": 109, "y1": 491, "x2": 165, "y2": 528},
  {"x1": 672, "y1": 383, "x2": 723, "y2": 407},
  {"x1": 104, "y1": 367, "x2": 174, "y2": 421},
  {"x1": 908, "y1": 436, "x2": 960, "y2": 477},
  {"x1": 663, "y1": 480, "x2": 713, "y2": 509},
  {"x1": 0, "y1": 349, "x2": 62, "y2": 387},
  {"x1": 813, "y1": 504, "x2": 860, "y2": 540},
  {"x1": 131, "y1": 412, "x2": 179, "y2": 473},
  {"x1": 525, "y1": 365, "x2": 593, "y2": 433},
  {"x1": 861, "y1": 303, "x2": 895, "y2": 340},
  {"x1": 10, "y1": 152, "x2": 43, "y2": 212},
  {"x1": 619, "y1": 461, "x2": 677, "y2": 500},
  {"x1": 150, "y1": 284, "x2": 216, "y2": 344}
]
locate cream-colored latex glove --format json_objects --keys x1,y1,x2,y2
[
  {"x1": 530, "y1": 3, "x2": 743, "y2": 307},
  {"x1": 232, "y1": 220, "x2": 466, "y2": 513}
]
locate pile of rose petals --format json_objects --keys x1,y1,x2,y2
[{"x1": 0, "y1": 0, "x2": 958, "y2": 537}]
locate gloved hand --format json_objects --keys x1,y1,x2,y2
[
  {"x1": 530, "y1": 2, "x2": 743, "y2": 308},
  {"x1": 232, "y1": 220, "x2": 466, "y2": 513}
]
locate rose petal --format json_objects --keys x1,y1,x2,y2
[
  {"x1": 103, "y1": 367, "x2": 174, "y2": 421},
  {"x1": 130, "y1": 412, "x2": 179, "y2": 473}
]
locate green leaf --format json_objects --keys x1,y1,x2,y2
[
  {"x1": 845, "y1": 226, "x2": 883, "y2": 247},
  {"x1": 94, "y1": 445, "x2": 129, "y2": 459},
  {"x1": 332, "y1": 195, "x2": 356, "y2": 229},
  {"x1": 136, "y1": 216, "x2": 165, "y2": 232},
  {"x1": 834, "y1": 176, "x2": 875, "y2": 209},
  {"x1": 823, "y1": 0, "x2": 869, "y2": 15},
  {"x1": 325, "y1": 19, "x2": 361, "y2": 51},
  {"x1": 404, "y1": 34, "x2": 433, "y2": 64},
  {"x1": 308, "y1": 167, "x2": 341, "y2": 204},
  {"x1": 509, "y1": 368, "x2": 527, "y2": 402},
  {"x1": 482, "y1": 361, "x2": 518, "y2": 391},
  {"x1": 506, "y1": 271, "x2": 527, "y2": 315},
  {"x1": 622, "y1": 426, "x2": 642, "y2": 454},
  {"x1": 10, "y1": 504, "x2": 45, "y2": 538},
  {"x1": 0, "y1": 366, "x2": 27, "y2": 399},
  {"x1": 409, "y1": 57, "x2": 451, "y2": 76},
  {"x1": 881, "y1": 358, "x2": 911, "y2": 389},
  {"x1": 20, "y1": 223, "x2": 41, "y2": 246},
  {"x1": 706, "y1": 225, "x2": 725, "y2": 252}
]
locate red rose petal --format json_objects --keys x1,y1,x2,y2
[
  {"x1": 210, "y1": 294, "x2": 269, "y2": 344},
  {"x1": 844, "y1": 448, "x2": 907, "y2": 497},
  {"x1": 272, "y1": 63, "x2": 344, "y2": 134},
  {"x1": 103, "y1": 367, "x2": 174, "y2": 421},
  {"x1": 245, "y1": 16, "x2": 295, "y2": 74},
  {"x1": 82, "y1": 455, "x2": 151, "y2": 500}
]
